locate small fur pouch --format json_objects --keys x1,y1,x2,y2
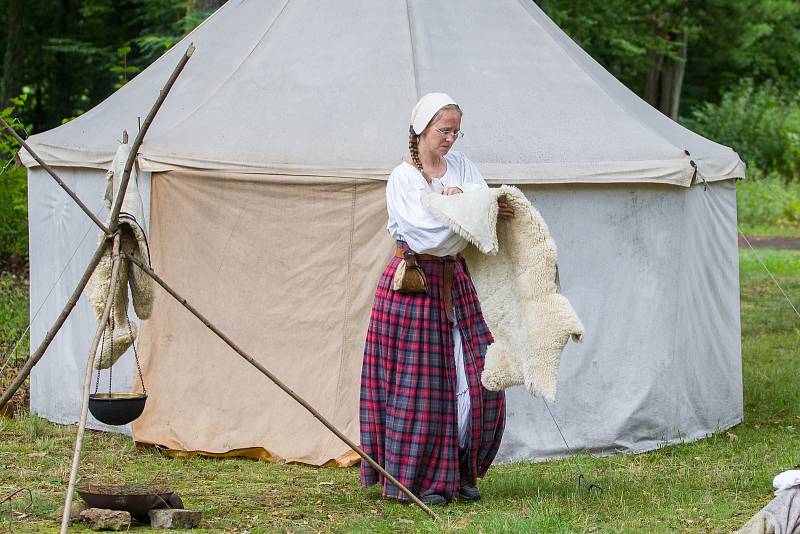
[{"x1": 392, "y1": 251, "x2": 428, "y2": 294}]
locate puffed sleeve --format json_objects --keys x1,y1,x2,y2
[
  {"x1": 386, "y1": 166, "x2": 467, "y2": 255},
  {"x1": 456, "y1": 151, "x2": 489, "y2": 192}
]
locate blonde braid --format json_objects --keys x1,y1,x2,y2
[{"x1": 408, "y1": 125, "x2": 426, "y2": 179}]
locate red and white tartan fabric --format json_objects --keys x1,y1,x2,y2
[{"x1": 360, "y1": 241, "x2": 506, "y2": 501}]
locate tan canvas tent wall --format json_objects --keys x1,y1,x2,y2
[{"x1": 23, "y1": 0, "x2": 744, "y2": 465}]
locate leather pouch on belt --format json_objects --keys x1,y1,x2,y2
[{"x1": 392, "y1": 251, "x2": 428, "y2": 294}]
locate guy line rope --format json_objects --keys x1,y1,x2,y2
[{"x1": 703, "y1": 179, "x2": 800, "y2": 322}]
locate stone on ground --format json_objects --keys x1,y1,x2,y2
[
  {"x1": 79, "y1": 508, "x2": 131, "y2": 531},
  {"x1": 149, "y1": 508, "x2": 202, "y2": 529},
  {"x1": 54, "y1": 501, "x2": 87, "y2": 525}
]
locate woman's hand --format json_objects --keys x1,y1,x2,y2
[
  {"x1": 440, "y1": 187, "x2": 463, "y2": 196},
  {"x1": 498, "y1": 200, "x2": 515, "y2": 219}
]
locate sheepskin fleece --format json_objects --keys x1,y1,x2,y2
[
  {"x1": 87, "y1": 144, "x2": 153, "y2": 370},
  {"x1": 424, "y1": 185, "x2": 584, "y2": 401}
]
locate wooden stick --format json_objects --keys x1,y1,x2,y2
[
  {"x1": 0, "y1": 116, "x2": 111, "y2": 236},
  {"x1": 123, "y1": 252, "x2": 440, "y2": 521},
  {"x1": 60, "y1": 235, "x2": 122, "y2": 534},
  {"x1": 108, "y1": 43, "x2": 195, "y2": 232},
  {"x1": 59, "y1": 45, "x2": 196, "y2": 532},
  {"x1": 0, "y1": 43, "x2": 195, "y2": 408},
  {"x1": 0, "y1": 237, "x2": 110, "y2": 411}
]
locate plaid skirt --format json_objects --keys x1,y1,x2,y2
[{"x1": 360, "y1": 242, "x2": 506, "y2": 501}]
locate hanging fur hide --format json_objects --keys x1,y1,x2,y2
[
  {"x1": 424, "y1": 185, "x2": 584, "y2": 401},
  {"x1": 87, "y1": 144, "x2": 154, "y2": 370}
]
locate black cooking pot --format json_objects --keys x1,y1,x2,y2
[
  {"x1": 88, "y1": 393, "x2": 147, "y2": 426},
  {"x1": 77, "y1": 484, "x2": 174, "y2": 522}
]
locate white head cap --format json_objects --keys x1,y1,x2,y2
[{"x1": 410, "y1": 92, "x2": 458, "y2": 135}]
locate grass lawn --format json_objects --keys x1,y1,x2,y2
[{"x1": 1, "y1": 249, "x2": 799, "y2": 533}]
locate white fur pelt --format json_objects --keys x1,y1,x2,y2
[
  {"x1": 424, "y1": 185, "x2": 584, "y2": 401},
  {"x1": 87, "y1": 144, "x2": 154, "y2": 370}
]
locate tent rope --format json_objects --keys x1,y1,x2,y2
[
  {"x1": 0, "y1": 155, "x2": 15, "y2": 176},
  {"x1": 739, "y1": 233, "x2": 800, "y2": 320},
  {"x1": 703, "y1": 180, "x2": 800, "y2": 322},
  {"x1": 0, "y1": 117, "x2": 31, "y2": 177},
  {"x1": 541, "y1": 398, "x2": 604, "y2": 495},
  {"x1": 11, "y1": 117, "x2": 29, "y2": 138},
  {"x1": 0, "y1": 213, "x2": 99, "y2": 376},
  {"x1": 738, "y1": 231, "x2": 800, "y2": 320}
]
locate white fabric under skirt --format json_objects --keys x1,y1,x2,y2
[{"x1": 454, "y1": 317, "x2": 471, "y2": 449}]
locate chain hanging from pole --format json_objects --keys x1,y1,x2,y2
[{"x1": 91, "y1": 265, "x2": 147, "y2": 398}]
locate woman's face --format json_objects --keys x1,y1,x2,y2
[{"x1": 420, "y1": 109, "x2": 462, "y2": 158}]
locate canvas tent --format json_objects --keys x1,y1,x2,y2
[{"x1": 22, "y1": 0, "x2": 745, "y2": 466}]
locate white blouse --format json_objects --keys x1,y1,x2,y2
[{"x1": 386, "y1": 150, "x2": 488, "y2": 256}]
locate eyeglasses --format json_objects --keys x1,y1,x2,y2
[{"x1": 434, "y1": 127, "x2": 464, "y2": 140}]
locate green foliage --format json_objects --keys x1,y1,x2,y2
[
  {"x1": 536, "y1": 0, "x2": 694, "y2": 94},
  {"x1": 684, "y1": 0, "x2": 800, "y2": 108},
  {"x1": 0, "y1": 94, "x2": 30, "y2": 259},
  {"x1": 0, "y1": 0, "x2": 216, "y2": 132},
  {"x1": 0, "y1": 166, "x2": 27, "y2": 258},
  {"x1": 536, "y1": 0, "x2": 800, "y2": 113},
  {"x1": 683, "y1": 80, "x2": 800, "y2": 180},
  {"x1": 132, "y1": 0, "x2": 214, "y2": 64},
  {"x1": 736, "y1": 168, "x2": 800, "y2": 232},
  {"x1": 0, "y1": 272, "x2": 28, "y2": 362},
  {"x1": 110, "y1": 45, "x2": 141, "y2": 90},
  {"x1": 683, "y1": 81, "x2": 800, "y2": 178}
]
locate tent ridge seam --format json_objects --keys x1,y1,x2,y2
[
  {"x1": 159, "y1": 0, "x2": 293, "y2": 136},
  {"x1": 513, "y1": 0, "x2": 688, "y2": 157},
  {"x1": 405, "y1": 0, "x2": 420, "y2": 100}
]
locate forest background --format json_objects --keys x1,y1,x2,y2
[
  {"x1": 0, "y1": 0, "x2": 800, "y2": 263},
  {"x1": 1, "y1": 4, "x2": 798, "y2": 531}
]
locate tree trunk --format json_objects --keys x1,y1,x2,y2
[
  {"x1": 644, "y1": 28, "x2": 688, "y2": 121},
  {"x1": 664, "y1": 28, "x2": 688, "y2": 120},
  {"x1": 644, "y1": 49, "x2": 663, "y2": 107},
  {"x1": 1, "y1": 0, "x2": 24, "y2": 106}
]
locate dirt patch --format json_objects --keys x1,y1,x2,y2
[{"x1": 739, "y1": 235, "x2": 800, "y2": 250}]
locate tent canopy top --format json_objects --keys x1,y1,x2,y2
[{"x1": 20, "y1": 0, "x2": 744, "y2": 187}]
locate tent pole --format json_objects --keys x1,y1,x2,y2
[
  {"x1": 0, "y1": 43, "x2": 195, "y2": 411},
  {"x1": 122, "y1": 252, "x2": 441, "y2": 521},
  {"x1": 0, "y1": 116, "x2": 111, "y2": 236},
  {"x1": 0, "y1": 237, "x2": 110, "y2": 410},
  {"x1": 60, "y1": 234, "x2": 122, "y2": 534},
  {"x1": 58, "y1": 45, "x2": 196, "y2": 532}
]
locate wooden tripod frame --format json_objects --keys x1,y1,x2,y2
[{"x1": 0, "y1": 43, "x2": 440, "y2": 530}]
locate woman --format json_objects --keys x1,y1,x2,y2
[{"x1": 360, "y1": 93, "x2": 513, "y2": 505}]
